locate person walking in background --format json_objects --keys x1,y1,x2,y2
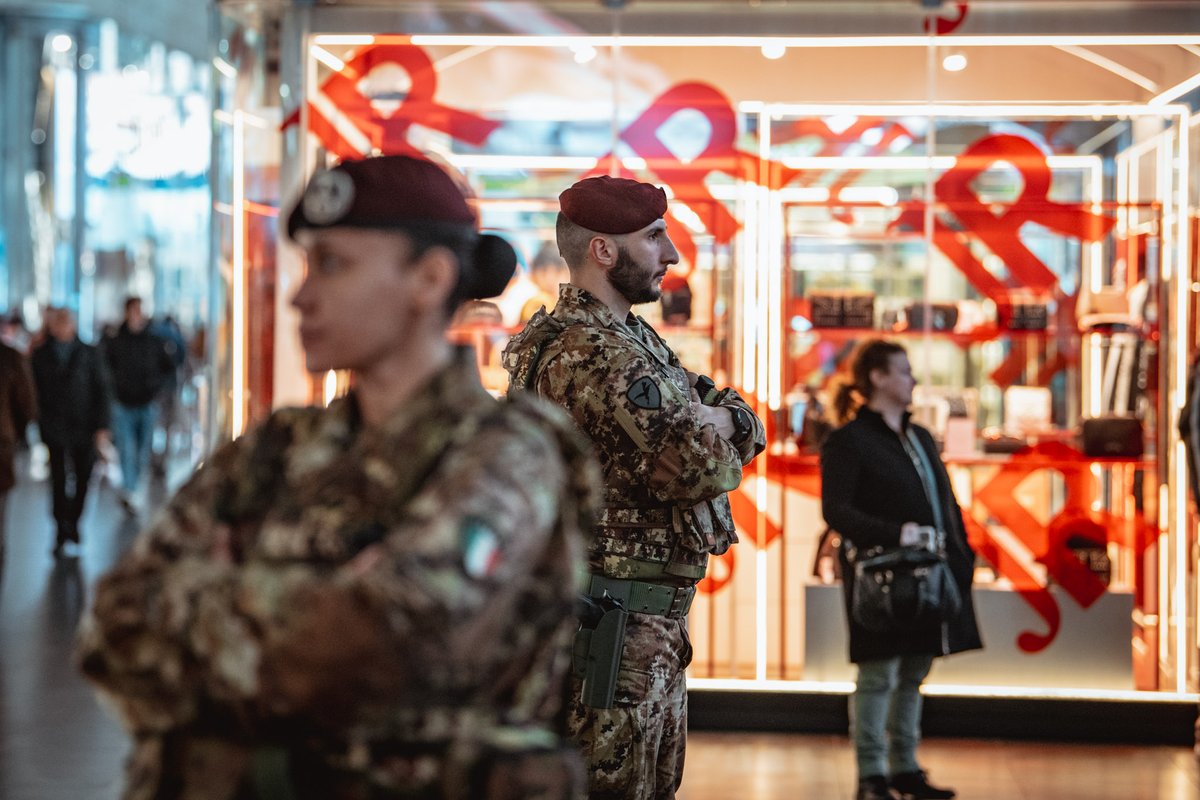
[
  {"x1": 0, "y1": 329, "x2": 37, "y2": 556},
  {"x1": 31, "y1": 308, "x2": 111, "y2": 558},
  {"x1": 77, "y1": 155, "x2": 598, "y2": 799},
  {"x1": 504, "y1": 175, "x2": 765, "y2": 800},
  {"x1": 104, "y1": 296, "x2": 174, "y2": 513},
  {"x1": 820, "y1": 339, "x2": 982, "y2": 800},
  {"x1": 519, "y1": 241, "x2": 571, "y2": 322}
]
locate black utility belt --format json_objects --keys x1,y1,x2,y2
[{"x1": 587, "y1": 575, "x2": 696, "y2": 619}]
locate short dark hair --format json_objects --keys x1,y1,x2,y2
[
  {"x1": 555, "y1": 212, "x2": 600, "y2": 269},
  {"x1": 124, "y1": 296, "x2": 142, "y2": 313}
]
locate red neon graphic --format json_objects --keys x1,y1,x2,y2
[
  {"x1": 596, "y1": 82, "x2": 758, "y2": 247},
  {"x1": 924, "y1": 2, "x2": 970, "y2": 35},
  {"x1": 890, "y1": 134, "x2": 1115, "y2": 326},
  {"x1": 281, "y1": 42, "x2": 500, "y2": 158}
]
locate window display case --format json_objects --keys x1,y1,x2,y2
[{"x1": 212, "y1": 0, "x2": 1199, "y2": 698}]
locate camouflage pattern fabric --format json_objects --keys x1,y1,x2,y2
[
  {"x1": 76, "y1": 347, "x2": 600, "y2": 800},
  {"x1": 565, "y1": 615, "x2": 690, "y2": 800},
  {"x1": 503, "y1": 285, "x2": 765, "y2": 799}
]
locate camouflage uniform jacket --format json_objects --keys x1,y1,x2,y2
[
  {"x1": 77, "y1": 347, "x2": 599, "y2": 800},
  {"x1": 502, "y1": 284, "x2": 765, "y2": 587}
]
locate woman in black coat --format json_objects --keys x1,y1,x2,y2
[{"x1": 820, "y1": 339, "x2": 982, "y2": 800}]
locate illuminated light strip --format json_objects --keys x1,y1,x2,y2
[
  {"x1": 309, "y1": 90, "x2": 373, "y2": 155},
  {"x1": 839, "y1": 186, "x2": 900, "y2": 205},
  {"x1": 1183, "y1": 44, "x2": 1200, "y2": 58},
  {"x1": 403, "y1": 34, "x2": 1200, "y2": 49},
  {"x1": 1089, "y1": 158, "x2": 1104, "y2": 294},
  {"x1": 740, "y1": 173, "x2": 758, "y2": 394},
  {"x1": 444, "y1": 154, "x2": 647, "y2": 170},
  {"x1": 755, "y1": 522, "x2": 768, "y2": 682},
  {"x1": 778, "y1": 154, "x2": 1099, "y2": 170},
  {"x1": 213, "y1": 56, "x2": 236, "y2": 79},
  {"x1": 446, "y1": 154, "x2": 598, "y2": 170},
  {"x1": 763, "y1": 119, "x2": 783, "y2": 413},
  {"x1": 431, "y1": 44, "x2": 493, "y2": 72},
  {"x1": 231, "y1": 110, "x2": 246, "y2": 439},
  {"x1": 215, "y1": 108, "x2": 272, "y2": 131},
  {"x1": 1053, "y1": 44, "x2": 1160, "y2": 93},
  {"x1": 764, "y1": 102, "x2": 1187, "y2": 118},
  {"x1": 1159, "y1": 483, "x2": 1170, "y2": 675},
  {"x1": 1078, "y1": 121, "x2": 1128, "y2": 155},
  {"x1": 1173, "y1": 113, "x2": 1191, "y2": 693},
  {"x1": 1150, "y1": 70, "x2": 1200, "y2": 106},
  {"x1": 309, "y1": 45, "x2": 346, "y2": 73},
  {"x1": 312, "y1": 34, "x2": 376, "y2": 46},
  {"x1": 687, "y1": 678, "x2": 1200, "y2": 702}
]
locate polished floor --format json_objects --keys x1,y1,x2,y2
[{"x1": 1, "y1": 458, "x2": 1198, "y2": 800}]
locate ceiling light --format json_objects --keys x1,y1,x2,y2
[
  {"x1": 942, "y1": 52, "x2": 968, "y2": 72},
  {"x1": 761, "y1": 42, "x2": 787, "y2": 60}
]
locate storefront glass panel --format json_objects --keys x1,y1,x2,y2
[{"x1": 213, "y1": 0, "x2": 1198, "y2": 696}]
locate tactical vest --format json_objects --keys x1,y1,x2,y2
[{"x1": 505, "y1": 310, "x2": 736, "y2": 585}]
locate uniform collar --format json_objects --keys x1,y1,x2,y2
[
  {"x1": 553, "y1": 284, "x2": 639, "y2": 331},
  {"x1": 331, "y1": 345, "x2": 491, "y2": 441}
]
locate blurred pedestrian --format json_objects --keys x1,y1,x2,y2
[
  {"x1": 31, "y1": 308, "x2": 111, "y2": 557},
  {"x1": 520, "y1": 241, "x2": 570, "y2": 322},
  {"x1": 0, "y1": 329, "x2": 37, "y2": 553},
  {"x1": 820, "y1": 339, "x2": 982, "y2": 800},
  {"x1": 104, "y1": 296, "x2": 174, "y2": 512},
  {"x1": 78, "y1": 155, "x2": 599, "y2": 800}
]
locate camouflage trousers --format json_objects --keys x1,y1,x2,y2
[{"x1": 566, "y1": 614, "x2": 692, "y2": 800}]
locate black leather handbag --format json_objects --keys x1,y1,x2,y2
[{"x1": 850, "y1": 546, "x2": 962, "y2": 633}]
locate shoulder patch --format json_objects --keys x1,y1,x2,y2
[
  {"x1": 461, "y1": 516, "x2": 503, "y2": 579},
  {"x1": 626, "y1": 376, "x2": 662, "y2": 410}
]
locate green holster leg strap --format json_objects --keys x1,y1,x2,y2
[{"x1": 587, "y1": 575, "x2": 697, "y2": 619}]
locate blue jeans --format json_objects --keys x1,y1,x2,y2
[
  {"x1": 112, "y1": 402, "x2": 157, "y2": 493},
  {"x1": 852, "y1": 654, "x2": 935, "y2": 780}
]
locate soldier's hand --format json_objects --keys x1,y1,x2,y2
[
  {"x1": 693, "y1": 401, "x2": 736, "y2": 441},
  {"x1": 258, "y1": 583, "x2": 400, "y2": 724}
]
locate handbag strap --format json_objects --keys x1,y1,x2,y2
[{"x1": 900, "y1": 427, "x2": 947, "y2": 541}]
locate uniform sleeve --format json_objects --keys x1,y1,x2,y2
[
  {"x1": 540, "y1": 349, "x2": 743, "y2": 506},
  {"x1": 252, "y1": 416, "x2": 576, "y2": 724},
  {"x1": 75, "y1": 435, "x2": 248, "y2": 734},
  {"x1": 712, "y1": 387, "x2": 766, "y2": 464},
  {"x1": 820, "y1": 428, "x2": 903, "y2": 549}
]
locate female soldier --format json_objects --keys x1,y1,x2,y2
[{"x1": 77, "y1": 155, "x2": 598, "y2": 800}]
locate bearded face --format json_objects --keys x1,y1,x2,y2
[{"x1": 609, "y1": 244, "x2": 665, "y2": 305}]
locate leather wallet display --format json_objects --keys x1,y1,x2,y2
[{"x1": 1080, "y1": 416, "x2": 1143, "y2": 457}]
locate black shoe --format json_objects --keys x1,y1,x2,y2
[
  {"x1": 857, "y1": 775, "x2": 900, "y2": 800},
  {"x1": 890, "y1": 770, "x2": 956, "y2": 800}
]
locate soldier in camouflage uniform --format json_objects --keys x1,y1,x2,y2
[
  {"x1": 77, "y1": 155, "x2": 599, "y2": 800},
  {"x1": 502, "y1": 175, "x2": 766, "y2": 800}
]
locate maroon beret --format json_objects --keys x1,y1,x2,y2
[
  {"x1": 287, "y1": 155, "x2": 475, "y2": 239},
  {"x1": 559, "y1": 175, "x2": 668, "y2": 234}
]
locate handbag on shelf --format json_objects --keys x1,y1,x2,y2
[{"x1": 849, "y1": 541, "x2": 962, "y2": 633}]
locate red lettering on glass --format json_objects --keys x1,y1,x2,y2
[
  {"x1": 281, "y1": 43, "x2": 500, "y2": 157},
  {"x1": 598, "y1": 82, "x2": 757, "y2": 246},
  {"x1": 925, "y1": 2, "x2": 970, "y2": 35}
]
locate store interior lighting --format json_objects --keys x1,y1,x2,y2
[
  {"x1": 760, "y1": 42, "x2": 787, "y2": 60},
  {"x1": 942, "y1": 51, "x2": 967, "y2": 72}
]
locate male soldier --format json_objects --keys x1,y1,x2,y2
[
  {"x1": 503, "y1": 175, "x2": 766, "y2": 799},
  {"x1": 77, "y1": 155, "x2": 599, "y2": 800}
]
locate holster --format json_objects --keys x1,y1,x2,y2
[{"x1": 572, "y1": 594, "x2": 628, "y2": 709}]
